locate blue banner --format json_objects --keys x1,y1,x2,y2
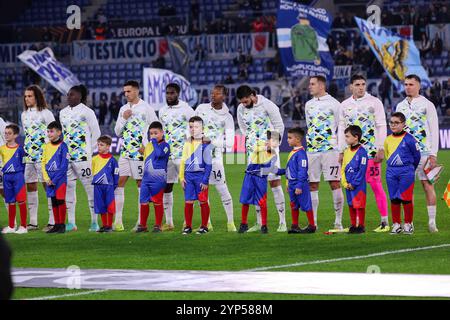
[
  {"x1": 276, "y1": 0, "x2": 334, "y2": 81},
  {"x1": 18, "y1": 47, "x2": 81, "y2": 94},
  {"x1": 355, "y1": 17, "x2": 431, "y2": 90}
]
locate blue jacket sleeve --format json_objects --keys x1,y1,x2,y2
[
  {"x1": 350, "y1": 149, "x2": 368, "y2": 187},
  {"x1": 112, "y1": 158, "x2": 119, "y2": 189},
  {"x1": 51, "y1": 143, "x2": 69, "y2": 182},
  {"x1": 151, "y1": 138, "x2": 165, "y2": 158},
  {"x1": 202, "y1": 143, "x2": 213, "y2": 185}
]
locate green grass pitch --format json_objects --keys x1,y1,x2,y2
[{"x1": 4, "y1": 151, "x2": 450, "y2": 300}]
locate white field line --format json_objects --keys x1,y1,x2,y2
[
  {"x1": 22, "y1": 289, "x2": 108, "y2": 300},
  {"x1": 243, "y1": 243, "x2": 450, "y2": 272},
  {"x1": 20, "y1": 243, "x2": 450, "y2": 299}
]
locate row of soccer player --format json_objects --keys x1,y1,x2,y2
[{"x1": 0, "y1": 73, "x2": 440, "y2": 235}]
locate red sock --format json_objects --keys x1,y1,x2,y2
[
  {"x1": 184, "y1": 203, "x2": 194, "y2": 228},
  {"x1": 154, "y1": 204, "x2": 164, "y2": 227},
  {"x1": 58, "y1": 203, "x2": 66, "y2": 225},
  {"x1": 200, "y1": 202, "x2": 210, "y2": 228},
  {"x1": 140, "y1": 204, "x2": 149, "y2": 228},
  {"x1": 8, "y1": 204, "x2": 16, "y2": 229},
  {"x1": 349, "y1": 206, "x2": 357, "y2": 227},
  {"x1": 52, "y1": 205, "x2": 60, "y2": 225},
  {"x1": 18, "y1": 202, "x2": 27, "y2": 228},
  {"x1": 306, "y1": 210, "x2": 315, "y2": 226},
  {"x1": 241, "y1": 204, "x2": 249, "y2": 224},
  {"x1": 356, "y1": 208, "x2": 365, "y2": 227},
  {"x1": 391, "y1": 202, "x2": 401, "y2": 224},
  {"x1": 290, "y1": 202, "x2": 299, "y2": 226},
  {"x1": 404, "y1": 202, "x2": 414, "y2": 224},
  {"x1": 101, "y1": 214, "x2": 108, "y2": 227},
  {"x1": 107, "y1": 212, "x2": 114, "y2": 228},
  {"x1": 260, "y1": 203, "x2": 268, "y2": 226}
]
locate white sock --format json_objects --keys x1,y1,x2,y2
[
  {"x1": 47, "y1": 198, "x2": 55, "y2": 225},
  {"x1": 136, "y1": 187, "x2": 141, "y2": 225},
  {"x1": 311, "y1": 191, "x2": 319, "y2": 226},
  {"x1": 272, "y1": 186, "x2": 286, "y2": 225},
  {"x1": 332, "y1": 188, "x2": 344, "y2": 226},
  {"x1": 114, "y1": 187, "x2": 124, "y2": 225},
  {"x1": 427, "y1": 205, "x2": 436, "y2": 224},
  {"x1": 255, "y1": 205, "x2": 261, "y2": 225},
  {"x1": 27, "y1": 191, "x2": 38, "y2": 226},
  {"x1": 163, "y1": 192, "x2": 174, "y2": 226},
  {"x1": 83, "y1": 183, "x2": 97, "y2": 224},
  {"x1": 216, "y1": 183, "x2": 234, "y2": 223},
  {"x1": 66, "y1": 179, "x2": 77, "y2": 225}
]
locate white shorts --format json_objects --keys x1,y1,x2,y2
[
  {"x1": 416, "y1": 155, "x2": 429, "y2": 181},
  {"x1": 25, "y1": 163, "x2": 45, "y2": 183},
  {"x1": 67, "y1": 161, "x2": 93, "y2": 184},
  {"x1": 209, "y1": 159, "x2": 227, "y2": 185},
  {"x1": 167, "y1": 158, "x2": 182, "y2": 184},
  {"x1": 118, "y1": 157, "x2": 143, "y2": 180},
  {"x1": 307, "y1": 151, "x2": 341, "y2": 182}
]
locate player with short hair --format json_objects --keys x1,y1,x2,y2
[
  {"x1": 21, "y1": 85, "x2": 56, "y2": 232},
  {"x1": 59, "y1": 85, "x2": 101, "y2": 232},
  {"x1": 305, "y1": 75, "x2": 344, "y2": 230},
  {"x1": 0, "y1": 124, "x2": 27, "y2": 234},
  {"x1": 342, "y1": 125, "x2": 368, "y2": 234},
  {"x1": 395, "y1": 74, "x2": 440, "y2": 233},
  {"x1": 384, "y1": 112, "x2": 421, "y2": 235},
  {"x1": 137, "y1": 121, "x2": 170, "y2": 233},
  {"x1": 236, "y1": 85, "x2": 287, "y2": 232},
  {"x1": 113, "y1": 80, "x2": 158, "y2": 231},
  {"x1": 238, "y1": 130, "x2": 283, "y2": 234},
  {"x1": 92, "y1": 135, "x2": 119, "y2": 233},
  {"x1": 180, "y1": 116, "x2": 213, "y2": 235},
  {"x1": 159, "y1": 83, "x2": 195, "y2": 231},
  {"x1": 42, "y1": 121, "x2": 69, "y2": 234},
  {"x1": 338, "y1": 74, "x2": 389, "y2": 232},
  {"x1": 284, "y1": 127, "x2": 316, "y2": 234},
  {"x1": 195, "y1": 84, "x2": 236, "y2": 232}
]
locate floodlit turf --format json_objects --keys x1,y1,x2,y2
[{"x1": 4, "y1": 151, "x2": 450, "y2": 300}]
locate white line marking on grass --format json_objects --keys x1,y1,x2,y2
[
  {"x1": 23, "y1": 289, "x2": 108, "y2": 300},
  {"x1": 244, "y1": 243, "x2": 450, "y2": 272}
]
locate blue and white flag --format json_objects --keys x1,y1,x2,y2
[
  {"x1": 276, "y1": 0, "x2": 334, "y2": 81},
  {"x1": 18, "y1": 47, "x2": 80, "y2": 94},
  {"x1": 355, "y1": 17, "x2": 431, "y2": 90},
  {"x1": 143, "y1": 68, "x2": 198, "y2": 111}
]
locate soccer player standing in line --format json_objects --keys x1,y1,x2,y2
[
  {"x1": 180, "y1": 116, "x2": 213, "y2": 235},
  {"x1": 341, "y1": 125, "x2": 368, "y2": 234},
  {"x1": 384, "y1": 112, "x2": 421, "y2": 235},
  {"x1": 305, "y1": 76, "x2": 344, "y2": 230},
  {"x1": 113, "y1": 80, "x2": 158, "y2": 231},
  {"x1": 92, "y1": 136, "x2": 119, "y2": 233},
  {"x1": 195, "y1": 85, "x2": 236, "y2": 232},
  {"x1": 338, "y1": 75, "x2": 390, "y2": 232},
  {"x1": 0, "y1": 124, "x2": 27, "y2": 234},
  {"x1": 21, "y1": 85, "x2": 56, "y2": 232},
  {"x1": 59, "y1": 85, "x2": 101, "y2": 232},
  {"x1": 41, "y1": 121, "x2": 69, "y2": 234},
  {"x1": 159, "y1": 83, "x2": 195, "y2": 231},
  {"x1": 137, "y1": 122, "x2": 170, "y2": 233},
  {"x1": 236, "y1": 85, "x2": 287, "y2": 232},
  {"x1": 395, "y1": 74, "x2": 440, "y2": 232}
]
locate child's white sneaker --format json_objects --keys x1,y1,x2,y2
[
  {"x1": 15, "y1": 226, "x2": 28, "y2": 234},
  {"x1": 2, "y1": 226, "x2": 16, "y2": 234}
]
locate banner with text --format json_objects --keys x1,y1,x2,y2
[
  {"x1": 143, "y1": 68, "x2": 198, "y2": 110},
  {"x1": 18, "y1": 47, "x2": 81, "y2": 94},
  {"x1": 0, "y1": 42, "x2": 51, "y2": 66},
  {"x1": 276, "y1": 0, "x2": 334, "y2": 81}
]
